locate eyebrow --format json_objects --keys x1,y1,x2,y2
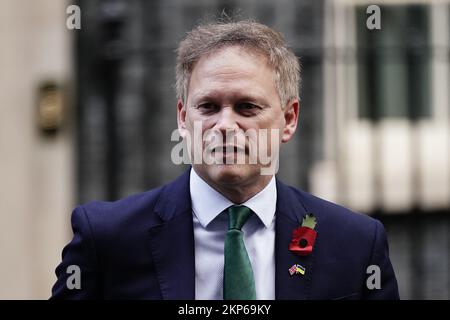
[{"x1": 190, "y1": 91, "x2": 271, "y2": 108}]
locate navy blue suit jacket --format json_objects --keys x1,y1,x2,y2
[{"x1": 51, "y1": 169, "x2": 399, "y2": 299}]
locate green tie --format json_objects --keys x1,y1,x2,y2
[{"x1": 223, "y1": 205, "x2": 256, "y2": 300}]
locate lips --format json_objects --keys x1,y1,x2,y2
[
  {"x1": 216, "y1": 146, "x2": 245, "y2": 153},
  {"x1": 208, "y1": 145, "x2": 247, "y2": 154}
]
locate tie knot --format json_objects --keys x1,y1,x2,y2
[{"x1": 227, "y1": 205, "x2": 252, "y2": 230}]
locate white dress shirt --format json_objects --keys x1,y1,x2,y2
[{"x1": 190, "y1": 168, "x2": 276, "y2": 300}]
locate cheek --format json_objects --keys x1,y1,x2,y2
[
  {"x1": 184, "y1": 112, "x2": 204, "y2": 133},
  {"x1": 185, "y1": 118, "x2": 216, "y2": 146},
  {"x1": 184, "y1": 111, "x2": 196, "y2": 129},
  {"x1": 256, "y1": 112, "x2": 284, "y2": 130},
  {"x1": 186, "y1": 110, "x2": 216, "y2": 128},
  {"x1": 257, "y1": 115, "x2": 284, "y2": 148}
]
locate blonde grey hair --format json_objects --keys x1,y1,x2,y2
[{"x1": 175, "y1": 20, "x2": 300, "y2": 107}]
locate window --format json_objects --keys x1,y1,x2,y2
[{"x1": 356, "y1": 5, "x2": 431, "y2": 121}]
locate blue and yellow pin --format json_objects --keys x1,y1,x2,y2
[{"x1": 289, "y1": 263, "x2": 305, "y2": 276}]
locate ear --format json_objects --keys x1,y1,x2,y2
[
  {"x1": 177, "y1": 99, "x2": 187, "y2": 138},
  {"x1": 281, "y1": 98, "x2": 299, "y2": 143}
]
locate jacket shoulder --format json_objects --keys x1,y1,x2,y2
[
  {"x1": 75, "y1": 168, "x2": 192, "y2": 240},
  {"x1": 289, "y1": 185, "x2": 380, "y2": 231},
  {"x1": 80, "y1": 185, "x2": 164, "y2": 228}
]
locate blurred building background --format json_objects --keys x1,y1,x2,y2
[{"x1": 0, "y1": 0, "x2": 449, "y2": 299}]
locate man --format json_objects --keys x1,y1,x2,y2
[{"x1": 51, "y1": 20, "x2": 399, "y2": 300}]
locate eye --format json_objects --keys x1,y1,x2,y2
[
  {"x1": 197, "y1": 103, "x2": 218, "y2": 112},
  {"x1": 236, "y1": 103, "x2": 260, "y2": 114}
]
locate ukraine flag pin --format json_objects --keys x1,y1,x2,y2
[{"x1": 289, "y1": 263, "x2": 306, "y2": 276}]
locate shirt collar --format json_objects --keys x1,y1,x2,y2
[{"x1": 190, "y1": 168, "x2": 277, "y2": 228}]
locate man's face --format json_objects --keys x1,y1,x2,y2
[{"x1": 177, "y1": 45, "x2": 298, "y2": 189}]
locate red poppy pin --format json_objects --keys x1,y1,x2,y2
[{"x1": 289, "y1": 214, "x2": 317, "y2": 256}]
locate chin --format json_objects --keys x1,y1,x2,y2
[{"x1": 199, "y1": 164, "x2": 259, "y2": 187}]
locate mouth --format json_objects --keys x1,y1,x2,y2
[{"x1": 210, "y1": 145, "x2": 247, "y2": 155}]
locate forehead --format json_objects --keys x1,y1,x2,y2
[{"x1": 187, "y1": 46, "x2": 277, "y2": 101}]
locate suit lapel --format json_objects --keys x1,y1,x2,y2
[
  {"x1": 275, "y1": 179, "x2": 317, "y2": 300},
  {"x1": 148, "y1": 168, "x2": 196, "y2": 299}
]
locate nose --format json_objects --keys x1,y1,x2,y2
[{"x1": 213, "y1": 106, "x2": 239, "y2": 136}]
